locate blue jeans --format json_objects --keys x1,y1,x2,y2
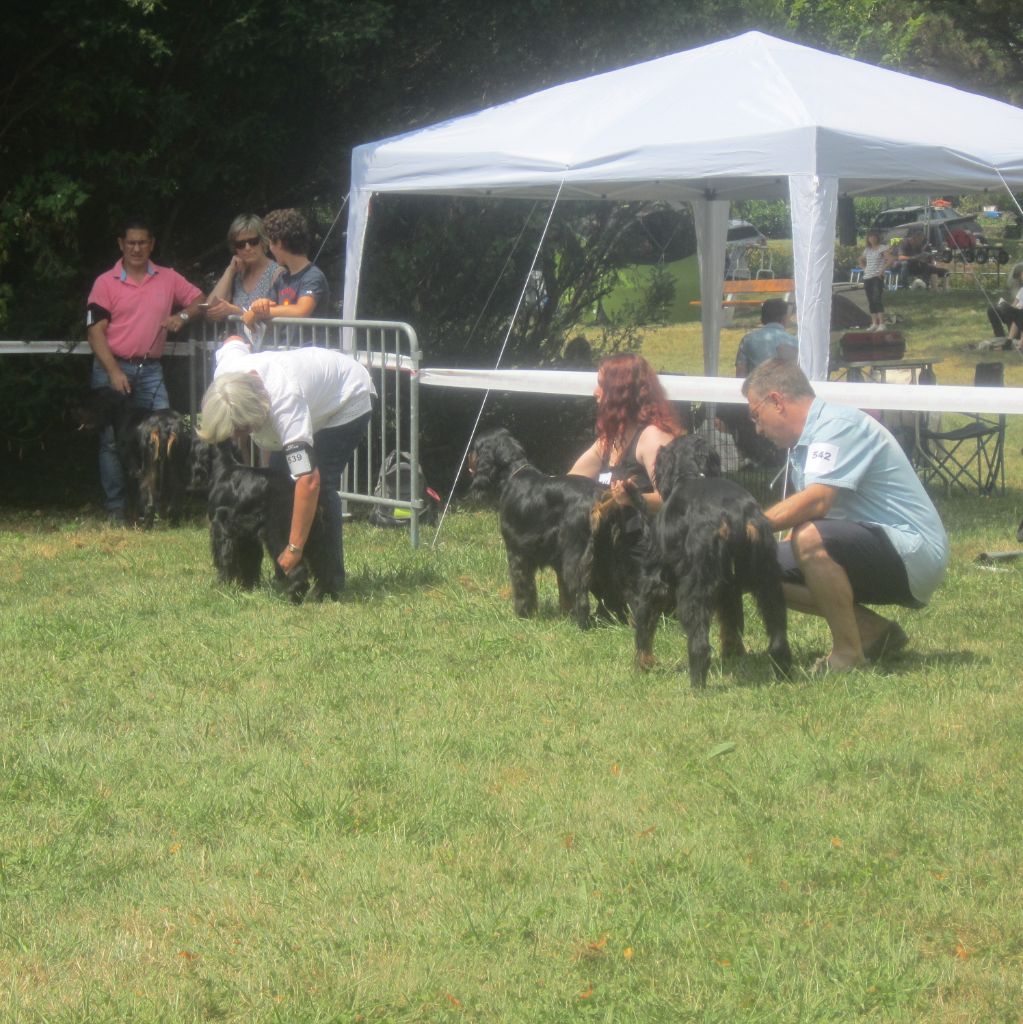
[
  {"x1": 270, "y1": 412, "x2": 371, "y2": 591},
  {"x1": 91, "y1": 358, "x2": 170, "y2": 514}
]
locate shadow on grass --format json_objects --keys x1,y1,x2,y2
[
  {"x1": 886, "y1": 649, "x2": 984, "y2": 672},
  {"x1": 614, "y1": 651, "x2": 789, "y2": 693},
  {"x1": 344, "y1": 562, "x2": 443, "y2": 599}
]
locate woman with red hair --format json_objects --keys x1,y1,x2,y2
[{"x1": 568, "y1": 352, "x2": 682, "y2": 514}]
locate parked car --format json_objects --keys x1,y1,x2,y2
[{"x1": 870, "y1": 204, "x2": 984, "y2": 247}]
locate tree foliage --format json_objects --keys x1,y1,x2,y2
[
  {"x1": 3, "y1": 0, "x2": 1019, "y2": 341},
  {"x1": 2, "y1": 0, "x2": 1022, "y2": 492},
  {"x1": 0, "y1": 0, "x2": 790, "y2": 342}
]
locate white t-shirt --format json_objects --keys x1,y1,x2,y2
[{"x1": 214, "y1": 339, "x2": 375, "y2": 450}]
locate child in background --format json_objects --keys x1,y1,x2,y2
[{"x1": 859, "y1": 229, "x2": 891, "y2": 332}]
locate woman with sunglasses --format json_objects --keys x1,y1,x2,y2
[{"x1": 206, "y1": 214, "x2": 280, "y2": 323}]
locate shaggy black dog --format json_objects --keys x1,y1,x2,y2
[
  {"x1": 468, "y1": 427, "x2": 628, "y2": 627},
  {"x1": 630, "y1": 434, "x2": 792, "y2": 688},
  {"x1": 76, "y1": 388, "x2": 191, "y2": 528},
  {"x1": 189, "y1": 440, "x2": 337, "y2": 603}
]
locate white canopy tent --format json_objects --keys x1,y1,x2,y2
[{"x1": 344, "y1": 30, "x2": 1023, "y2": 381}]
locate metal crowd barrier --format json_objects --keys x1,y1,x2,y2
[{"x1": 196, "y1": 317, "x2": 425, "y2": 547}]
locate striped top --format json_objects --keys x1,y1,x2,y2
[{"x1": 862, "y1": 245, "x2": 888, "y2": 280}]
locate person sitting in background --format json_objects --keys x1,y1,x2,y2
[
  {"x1": 890, "y1": 228, "x2": 948, "y2": 290},
  {"x1": 985, "y1": 263, "x2": 1023, "y2": 348},
  {"x1": 735, "y1": 298, "x2": 797, "y2": 376},
  {"x1": 205, "y1": 214, "x2": 280, "y2": 325}
]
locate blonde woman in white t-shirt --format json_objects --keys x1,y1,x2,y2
[{"x1": 859, "y1": 230, "x2": 892, "y2": 332}]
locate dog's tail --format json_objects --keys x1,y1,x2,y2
[
  {"x1": 715, "y1": 507, "x2": 780, "y2": 585},
  {"x1": 589, "y1": 489, "x2": 619, "y2": 535},
  {"x1": 746, "y1": 510, "x2": 783, "y2": 583}
]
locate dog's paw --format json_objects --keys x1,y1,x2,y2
[
  {"x1": 635, "y1": 651, "x2": 656, "y2": 672},
  {"x1": 719, "y1": 635, "x2": 747, "y2": 659}
]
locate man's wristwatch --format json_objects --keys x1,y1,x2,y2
[
  {"x1": 178, "y1": 311, "x2": 190, "y2": 323},
  {"x1": 286, "y1": 543, "x2": 303, "y2": 555}
]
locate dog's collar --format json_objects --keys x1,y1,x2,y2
[{"x1": 508, "y1": 461, "x2": 530, "y2": 479}]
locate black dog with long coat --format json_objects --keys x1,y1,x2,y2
[
  {"x1": 189, "y1": 439, "x2": 337, "y2": 603},
  {"x1": 76, "y1": 387, "x2": 191, "y2": 528},
  {"x1": 468, "y1": 427, "x2": 628, "y2": 627},
  {"x1": 631, "y1": 434, "x2": 792, "y2": 687}
]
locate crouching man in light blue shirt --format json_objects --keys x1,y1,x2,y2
[{"x1": 742, "y1": 358, "x2": 949, "y2": 673}]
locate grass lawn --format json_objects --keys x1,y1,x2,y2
[
  {"x1": 2, "y1": 285, "x2": 1023, "y2": 1021},
  {"x1": 636, "y1": 278, "x2": 1023, "y2": 383},
  {"x1": 600, "y1": 255, "x2": 703, "y2": 324}
]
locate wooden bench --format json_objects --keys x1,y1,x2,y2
[
  {"x1": 691, "y1": 277, "x2": 796, "y2": 307},
  {"x1": 691, "y1": 277, "x2": 796, "y2": 325}
]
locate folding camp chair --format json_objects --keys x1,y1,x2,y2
[{"x1": 916, "y1": 362, "x2": 1006, "y2": 495}]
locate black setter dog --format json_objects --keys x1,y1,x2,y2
[
  {"x1": 77, "y1": 388, "x2": 191, "y2": 528},
  {"x1": 468, "y1": 427, "x2": 628, "y2": 628},
  {"x1": 189, "y1": 440, "x2": 337, "y2": 603},
  {"x1": 630, "y1": 434, "x2": 792, "y2": 688}
]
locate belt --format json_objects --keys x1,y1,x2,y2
[{"x1": 115, "y1": 355, "x2": 160, "y2": 365}]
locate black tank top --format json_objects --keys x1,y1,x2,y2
[{"x1": 596, "y1": 428, "x2": 654, "y2": 492}]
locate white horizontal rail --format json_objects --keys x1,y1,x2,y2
[
  {"x1": 6, "y1": 343, "x2": 1020, "y2": 415},
  {"x1": 418, "y1": 367, "x2": 1023, "y2": 415}
]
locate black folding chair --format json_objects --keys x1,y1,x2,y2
[{"x1": 917, "y1": 362, "x2": 1006, "y2": 495}]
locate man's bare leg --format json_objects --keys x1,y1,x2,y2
[{"x1": 787, "y1": 523, "x2": 894, "y2": 669}]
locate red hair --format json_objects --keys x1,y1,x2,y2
[{"x1": 594, "y1": 353, "x2": 681, "y2": 453}]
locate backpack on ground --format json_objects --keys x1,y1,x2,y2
[{"x1": 368, "y1": 450, "x2": 440, "y2": 528}]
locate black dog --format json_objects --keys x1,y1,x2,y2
[
  {"x1": 631, "y1": 434, "x2": 792, "y2": 688},
  {"x1": 76, "y1": 388, "x2": 191, "y2": 528},
  {"x1": 189, "y1": 440, "x2": 338, "y2": 603},
  {"x1": 468, "y1": 427, "x2": 628, "y2": 628}
]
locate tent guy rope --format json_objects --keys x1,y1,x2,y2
[{"x1": 431, "y1": 181, "x2": 566, "y2": 548}]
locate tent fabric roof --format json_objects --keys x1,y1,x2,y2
[
  {"x1": 345, "y1": 31, "x2": 1023, "y2": 380},
  {"x1": 351, "y1": 31, "x2": 1023, "y2": 201}
]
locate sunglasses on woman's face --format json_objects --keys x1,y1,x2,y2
[{"x1": 233, "y1": 237, "x2": 262, "y2": 251}]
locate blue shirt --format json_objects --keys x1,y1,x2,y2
[
  {"x1": 789, "y1": 398, "x2": 949, "y2": 604},
  {"x1": 271, "y1": 262, "x2": 328, "y2": 312},
  {"x1": 736, "y1": 323, "x2": 797, "y2": 372},
  {"x1": 269, "y1": 262, "x2": 330, "y2": 343}
]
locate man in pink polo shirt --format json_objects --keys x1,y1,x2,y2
[{"x1": 85, "y1": 217, "x2": 205, "y2": 523}]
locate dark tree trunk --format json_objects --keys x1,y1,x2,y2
[{"x1": 837, "y1": 195, "x2": 858, "y2": 247}]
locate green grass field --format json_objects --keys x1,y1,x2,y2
[
  {"x1": 2, "y1": 284, "x2": 1023, "y2": 1021},
  {"x1": 600, "y1": 255, "x2": 703, "y2": 323}
]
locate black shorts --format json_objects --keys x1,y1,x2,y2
[{"x1": 777, "y1": 519, "x2": 923, "y2": 608}]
